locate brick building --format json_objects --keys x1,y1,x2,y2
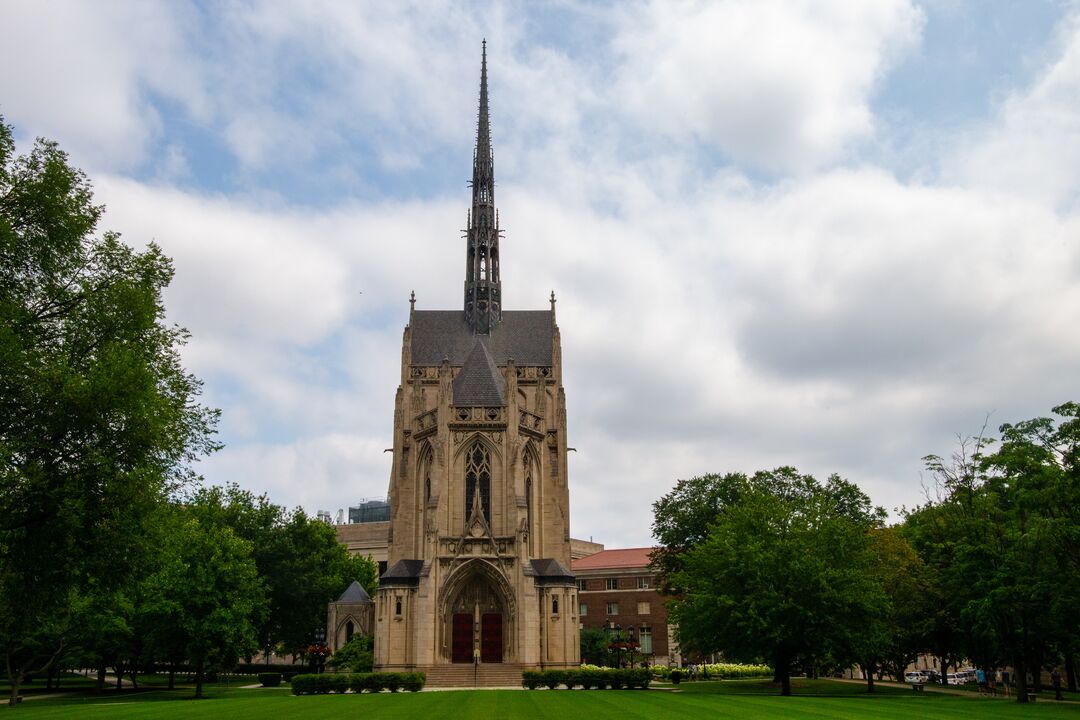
[{"x1": 572, "y1": 548, "x2": 678, "y2": 667}]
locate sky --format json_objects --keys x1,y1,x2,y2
[{"x1": 3, "y1": 0, "x2": 1080, "y2": 548}]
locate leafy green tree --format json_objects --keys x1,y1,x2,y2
[
  {"x1": 651, "y1": 473, "x2": 747, "y2": 594},
  {"x1": 668, "y1": 468, "x2": 885, "y2": 696},
  {"x1": 327, "y1": 634, "x2": 373, "y2": 672},
  {"x1": 188, "y1": 484, "x2": 378, "y2": 657},
  {"x1": 145, "y1": 507, "x2": 266, "y2": 699},
  {"x1": 0, "y1": 118, "x2": 218, "y2": 705},
  {"x1": 579, "y1": 627, "x2": 612, "y2": 667},
  {"x1": 868, "y1": 527, "x2": 933, "y2": 682}
]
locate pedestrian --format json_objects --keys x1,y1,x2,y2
[
  {"x1": 977, "y1": 667, "x2": 987, "y2": 694},
  {"x1": 1051, "y1": 669, "x2": 1063, "y2": 701},
  {"x1": 1000, "y1": 669, "x2": 1010, "y2": 697},
  {"x1": 989, "y1": 669, "x2": 997, "y2": 696}
]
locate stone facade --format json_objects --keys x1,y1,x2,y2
[
  {"x1": 326, "y1": 581, "x2": 375, "y2": 652},
  {"x1": 372, "y1": 44, "x2": 579, "y2": 673}
]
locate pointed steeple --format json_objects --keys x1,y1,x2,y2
[{"x1": 464, "y1": 40, "x2": 502, "y2": 334}]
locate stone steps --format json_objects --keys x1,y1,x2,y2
[{"x1": 423, "y1": 663, "x2": 525, "y2": 688}]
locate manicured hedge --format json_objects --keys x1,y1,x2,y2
[
  {"x1": 521, "y1": 668, "x2": 651, "y2": 690},
  {"x1": 258, "y1": 672, "x2": 282, "y2": 687},
  {"x1": 649, "y1": 662, "x2": 772, "y2": 681},
  {"x1": 291, "y1": 672, "x2": 425, "y2": 695}
]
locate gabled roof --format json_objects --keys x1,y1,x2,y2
[
  {"x1": 571, "y1": 547, "x2": 656, "y2": 572},
  {"x1": 452, "y1": 338, "x2": 506, "y2": 406},
  {"x1": 410, "y1": 311, "x2": 553, "y2": 366},
  {"x1": 528, "y1": 558, "x2": 576, "y2": 585},
  {"x1": 380, "y1": 559, "x2": 425, "y2": 587},
  {"x1": 336, "y1": 580, "x2": 372, "y2": 604}
]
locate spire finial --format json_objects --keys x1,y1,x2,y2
[
  {"x1": 410, "y1": 290, "x2": 416, "y2": 310},
  {"x1": 463, "y1": 41, "x2": 501, "y2": 334}
]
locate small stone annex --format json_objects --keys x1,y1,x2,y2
[{"x1": 371, "y1": 42, "x2": 580, "y2": 679}]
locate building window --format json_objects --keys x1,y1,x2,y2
[
  {"x1": 464, "y1": 442, "x2": 491, "y2": 520},
  {"x1": 577, "y1": 579, "x2": 587, "y2": 591},
  {"x1": 346, "y1": 620, "x2": 354, "y2": 642},
  {"x1": 605, "y1": 578, "x2": 618, "y2": 591},
  {"x1": 637, "y1": 601, "x2": 650, "y2": 615},
  {"x1": 637, "y1": 577, "x2": 650, "y2": 589},
  {"x1": 580, "y1": 603, "x2": 588, "y2": 616},
  {"x1": 525, "y1": 478, "x2": 533, "y2": 531},
  {"x1": 606, "y1": 602, "x2": 619, "y2": 615},
  {"x1": 639, "y1": 626, "x2": 652, "y2": 654},
  {"x1": 552, "y1": 597, "x2": 559, "y2": 614},
  {"x1": 395, "y1": 599, "x2": 403, "y2": 616}
]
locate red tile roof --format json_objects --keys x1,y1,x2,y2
[{"x1": 571, "y1": 547, "x2": 656, "y2": 571}]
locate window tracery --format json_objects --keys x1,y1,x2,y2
[{"x1": 465, "y1": 441, "x2": 491, "y2": 521}]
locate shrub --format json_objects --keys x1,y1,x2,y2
[
  {"x1": 258, "y1": 672, "x2": 282, "y2": 687},
  {"x1": 403, "y1": 672, "x2": 426, "y2": 692},
  {"x1": 544, "y1": 670, "x2": 566, "y2": 690},
  {"x1": 670, "y1": 669, "x2": 683, "y2": 685},
  {"x1": 522, "y1": 671, "x2": 542, "y2": 689}
]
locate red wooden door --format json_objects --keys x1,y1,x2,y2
[
  {"x1": 452, "y1": 613, "x2": 473, "y2": 663},
  {"x1": 481, "y1": 613, "x2": 502, "y2": 663}
]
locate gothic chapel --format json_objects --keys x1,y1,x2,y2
[{"x1": 373, "y1": 44, "x2": 580, "y2": 674}]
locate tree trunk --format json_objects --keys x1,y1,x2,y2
[
  {"x1": 940, "y1": 657, "x2": 949, "y2": 686},
  {"x1": 8, "y1": 673, "x2": 23, "y2": 707},
  {"x1": 863, "y1": 664, "x2": 875, "y2": 693},
  {"x1": 1066, "y1": 652, "x2": 1076, "y2": 693},
  {"x1": 780, "y1": 669, "x2": 791, "y2": 697},
  {"x1": 195, "y1": 661, "x2": 204, "y2": 700},
  {"x1": 1015, "y1": 655, "x2": 1029, "y2": 704},
  {"x1": 96, "y1": 659, "x2": 106, "y2": 691}
]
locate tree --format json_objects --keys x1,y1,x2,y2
[
  {"x1": 650, "y1": 473, "x2": 747, "y2": 594},
  {"x1": 668, "y1": 468, "x2": 885, "y2": 696},
  {"x1": 188, "y1": 484, "x2": 379, "y2": 657},
  {"x1": 327, "y1": 634, "x2": 373, "y2": 673},
  {"x1": 579, "y1": 627, "x2": 612, "y2": 667},
  {"x1": 144, "y1": 506, "x2": 265, "y2": 699},
  {"x1": 861, "y1": 527, "x2": 933, "y2": 689},
  {"x1": 0, "y1": 118, "x2": 218, "y2": 706}
]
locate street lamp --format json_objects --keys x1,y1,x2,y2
[
  {"x1": 313, "y1": 627, "x2": 327, "y2": 674},
  {"x1": 627, "y1": 626, "x2": 636, "y2": 669}
]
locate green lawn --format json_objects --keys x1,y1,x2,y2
[{"x1": 7, "y1": 680, "x2": 1077, "y2": 720}]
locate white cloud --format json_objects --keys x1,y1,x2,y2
[
  {"x1": 0, "y1": 0, "x2": 206, "y2": 172},
  {"x1": 610, "y1": 0, "x2": 924, "y2": 173},
  {"x1": 947, "y1": 12, "x2": 1080, "y2": 211}
]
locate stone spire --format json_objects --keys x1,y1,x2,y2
[{"x1": 463, "y1": 40, "x2": 502, "y2": 334}]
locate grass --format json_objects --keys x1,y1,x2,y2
[{"x1": 5, "y1": 679, "x2": 1077, "y2": 719}]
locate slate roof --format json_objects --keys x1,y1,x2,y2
[
  {"x1": 336, "y1": 580, "x2": 372, "y2": 604},
  {"x1": 410, "y1": 310, "x2": 553, "y2": 366},
  {"x1": 452, "y1": 339, "x2": 506, "y2": 406},
  {"x1": 571, "y1": 547, "x2": 656, "y2": 571},
  {"x1": 380, "y1": 559, "x2": 425, "y2": 587},
  {"x1": 529, "y1": 558, "x2": 576, "y2": 584}
]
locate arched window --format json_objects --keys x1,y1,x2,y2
[
  {"x1": 346, "y1": 620, "x2": 354, "y2": 642},
  {"x1": 525, "y1": 477, "x2": 532, "y2": 533},
  {"x1": 465, "y1": 442, "x2": 491, "y2": 521}
]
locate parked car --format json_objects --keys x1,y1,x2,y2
[{"x1": 905, "y1": 671, "x2": 929, "y2": 683}]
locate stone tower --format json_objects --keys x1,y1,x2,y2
[{"x1": 373, "y1": 43, "x2": 579, "y2": 674}]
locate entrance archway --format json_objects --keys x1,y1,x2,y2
[{"x1": 440, "y1": 560, "x2": 515, "y2": 664}]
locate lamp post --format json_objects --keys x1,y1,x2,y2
[
  {"x1": 627, "y1": 626, "x2": 636, "y2": 669},
  {"x1": 313, "y1": 628, "x2": 327, "y2": 674}
]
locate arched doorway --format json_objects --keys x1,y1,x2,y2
[{"x1": 440, "y1": 560, "x2": 514, "y2": 664}]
